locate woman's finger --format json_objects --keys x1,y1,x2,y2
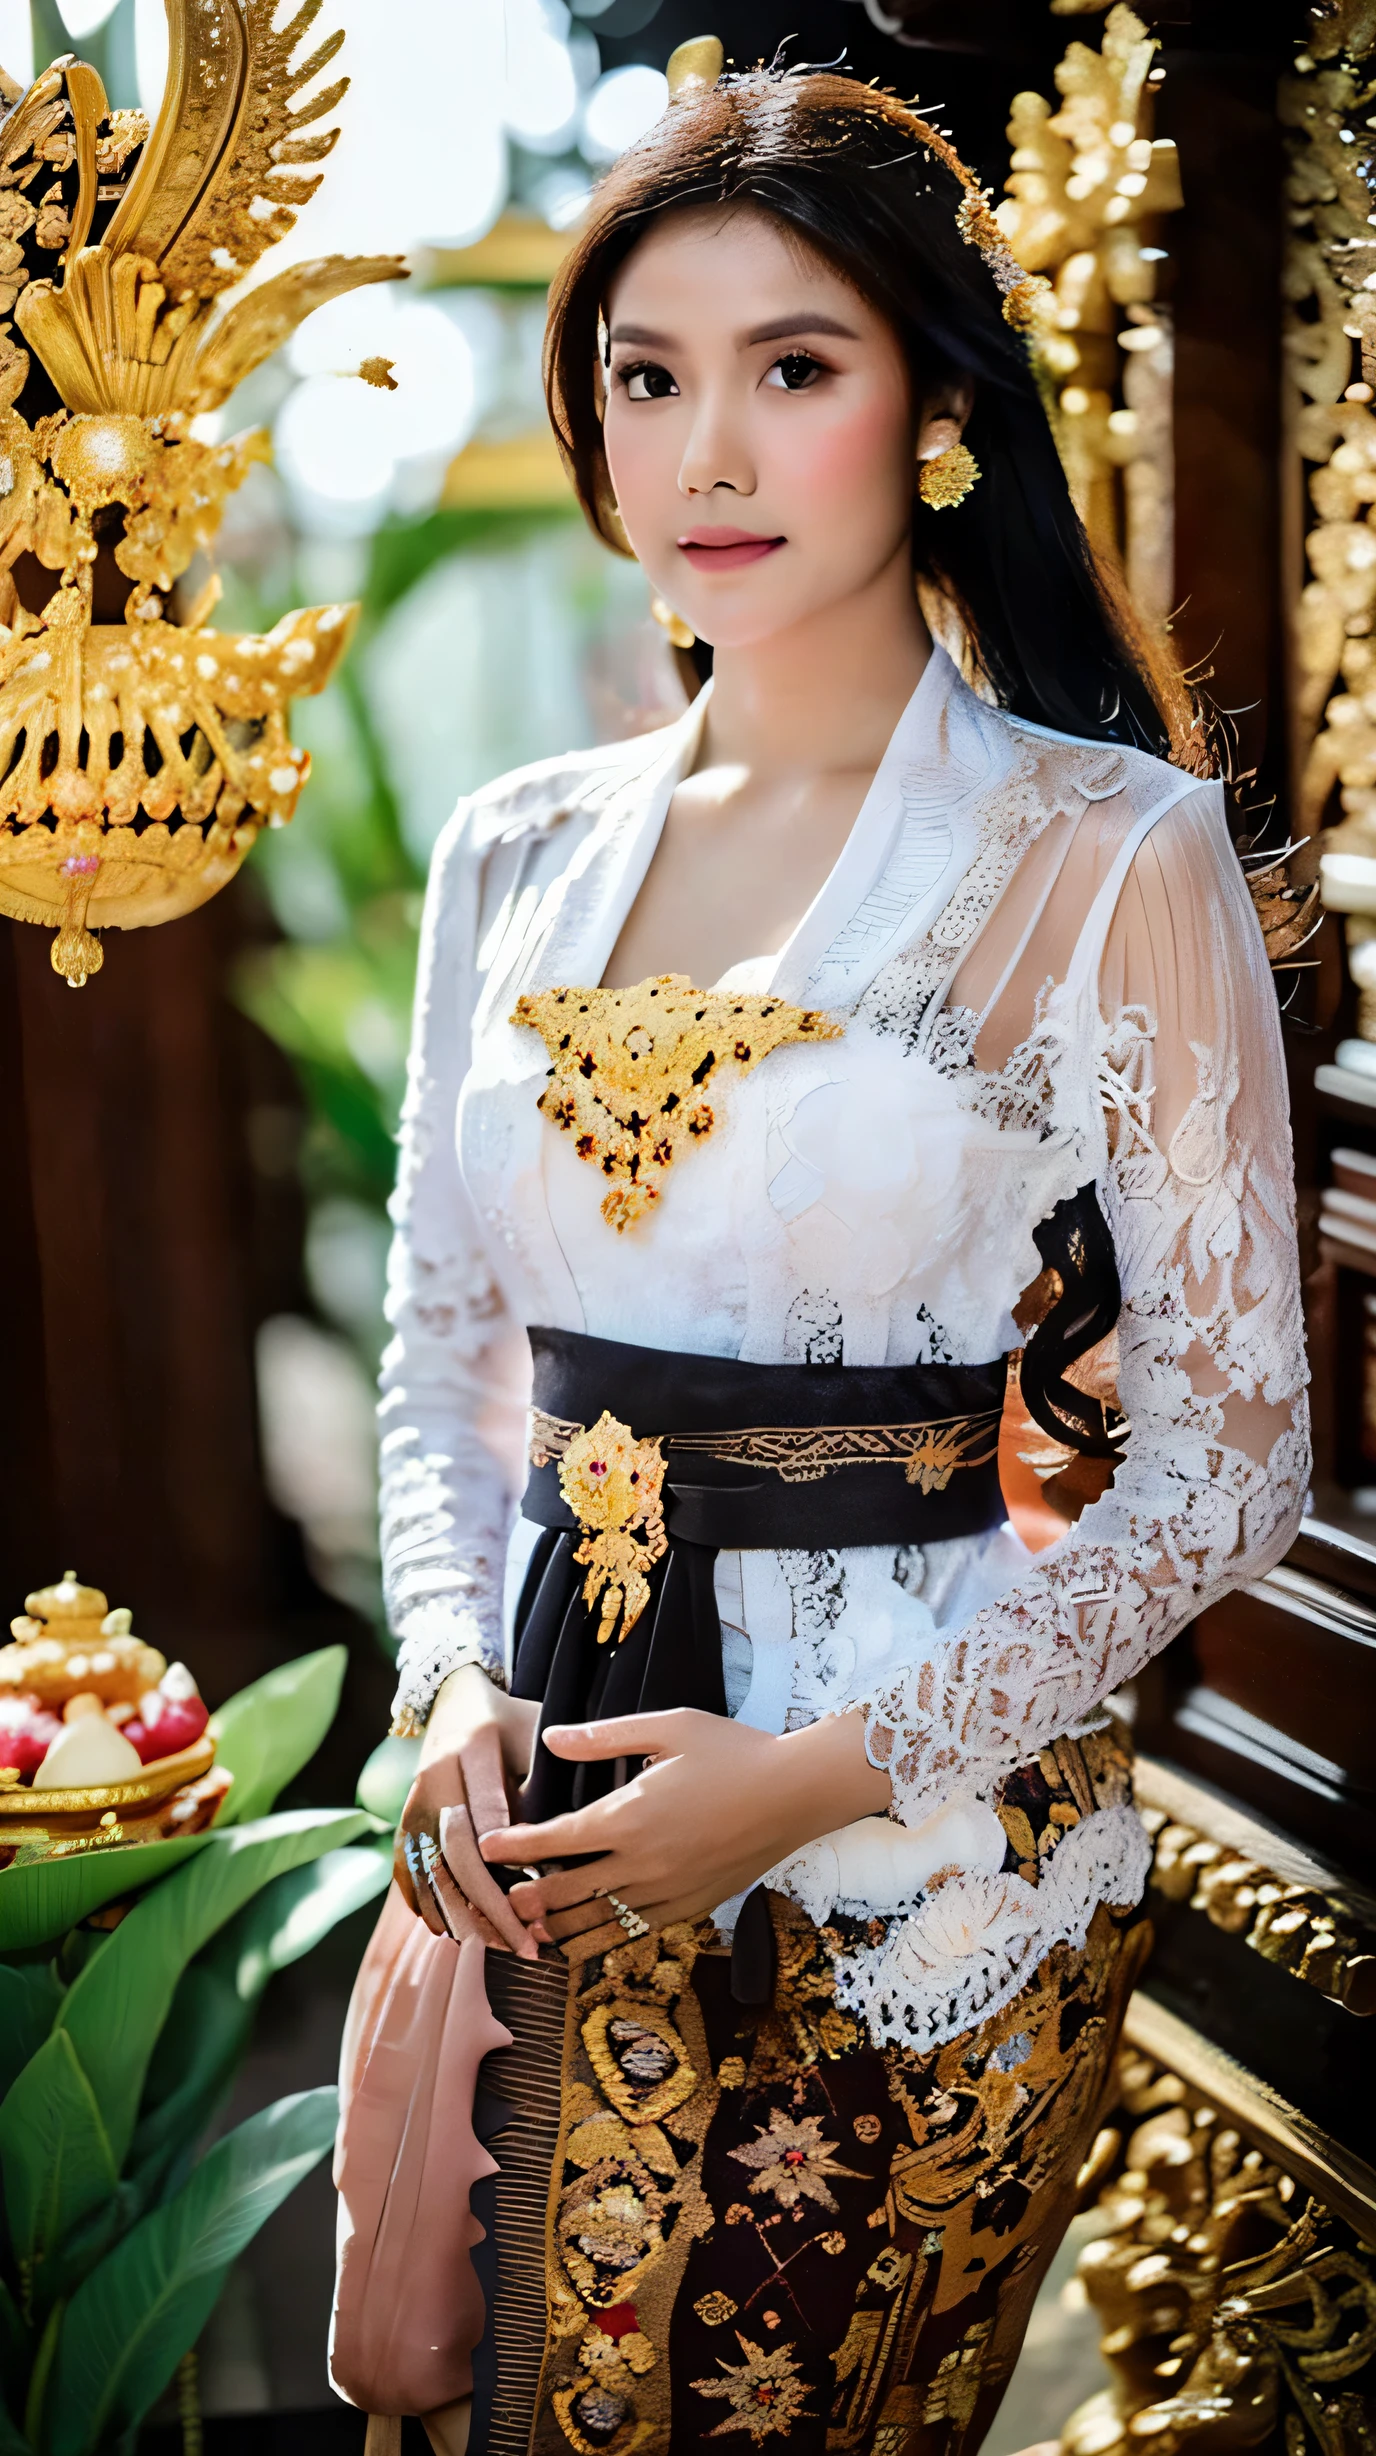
[
  {"x1": 541, "y1": 1712, "x2": 687, "y2": 1762},
  {"x1": 440, "y1": 1804, "x2": 541, "y2": 1958},
  {"x1": 426, "y1": 1849, "x2": 506, "y2": 1952},
  {"x1": 507, "y1": 1860, "x2": 620, "y2": 1921},
  {"x1": 545, "y1": 1896, "x2": 633, "y2": 1944},
  {"x1": 457, "y1": 1722, "x2": 510, "y2": 1842},
  {"x1": 482, "y1": 1803, "x2": 617, "y2": 1863}
]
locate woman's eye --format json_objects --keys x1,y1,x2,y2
[
  {"x1": 621, "y1": 363, "x2": 678, "y2": 401},
  {"x1": 766, "y1": 352, "x2": 824, "y2": 392}
]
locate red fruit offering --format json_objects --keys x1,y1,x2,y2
[
  {"x1": 0, "y1": 1692, "x2": 64, "y2": 1778},
  {"x1": 123, "y1": 1669, "x2": 209, "y2": 1765}
]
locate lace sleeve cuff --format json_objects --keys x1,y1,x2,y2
[{"x1": 388, "y1": 1600, "x2": 508, "y2": 1736}]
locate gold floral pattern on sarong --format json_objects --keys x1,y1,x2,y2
[
  {"x1": 512, "y1": 976, "x2": 840, "y2": 1231},
  {"x1": 522, "y1": 1893, "x2": 1148, "y2": 2456}
]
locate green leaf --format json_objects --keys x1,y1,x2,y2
[
  {"x1": 0, "y1": 1964, "x2": 64, "y2": 2100},
  {"x1": 25, "y1": 1811, "x2": 372, "y2": 2175},
  {"x1": 0, "y1": 1838, "x2": 214, "y2": 1955},
  {"x1": 207, "y1": 1648, "x2": 347, "y2": 1824},
  {"x1": 44, "y1": 2089, "x2": 338, "y2": 2456},
  {"x1": 0, "y1": 2031, "x2": 117, "y2": 2277},
  {"x1": 355, "y1": 1732, "x2": 419, "y2": 1828},
  {"x1": 130, "y1": 1839, "x2": 390, "y2": 2200},
  {"x1": 0, "y1": 2270, "x2": 27, "y2": 2408}
]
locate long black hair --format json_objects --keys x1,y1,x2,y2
[{"x1": 545, "y1": 64, "x2": 1205, "y2": 774}]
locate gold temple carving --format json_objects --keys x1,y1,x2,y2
[{"x1": 0, "y1": 0, "x2": 403, "y2": 983}]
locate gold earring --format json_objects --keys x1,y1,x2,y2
[
  {"x1": 651, "y1": 594, "x2": 696, "y2": 648},
  {"x1": 918, "y1": 441, "x2": 981, "y2": 510}
]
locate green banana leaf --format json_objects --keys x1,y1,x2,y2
[
  {"x1": 0, "y1": 1964, "x2": 65, "y2": 2100},
  {"x1": 208, "y1": 1648, "x2": 348, "y2": 1825},
  {"x1": 0, "y1": 1812, "x2": 373, "y2": 2206},
  {"x1": 130, "y1": 1838, "x2": 390, "y2": 2203},
  {"x1": 41, "y1": 2088, "x2": 339, "y2": 2456},
  {"x1": 0, "y1": 1837, "x2": 213, "y2": 1957},
  {"x1": 0, "y1": 2031, "x2": 117, "y2": 2281}
]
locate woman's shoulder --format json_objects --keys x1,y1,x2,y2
[
  {"x1": 993, "y1": 693, "x2": 1218, "y2": 822},
  {"x1": 434, "y1": 711, "x2": 691, "y2": 871}
]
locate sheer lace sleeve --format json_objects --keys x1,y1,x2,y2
[
  {"x1": 860, "y1": 782, "x2": 1311, "y2": 1824},
  {"x1": 379, "y1": 802, "x2": 529, "y2": 1734}
]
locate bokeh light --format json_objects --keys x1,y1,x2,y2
[{"x1": 581, "y1": 63, "x2": 669, "y2": 162}]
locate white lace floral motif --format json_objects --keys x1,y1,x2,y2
[
  {"x1": 855, "y1": 802, "x2": 1310, "y2": 1835},
  {"x1": 826, "y1": 1807, "x2": 1151, "y2": 2052}
]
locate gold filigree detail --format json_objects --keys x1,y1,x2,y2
[
  {"x1": 530, "y1": 1406, "x2": 584, "y2": 1470},
  {"x1": 513, "y1": 976, "x2": 841, "y2": 1230},
  {"x1": 558, "y1": 1411, "x2": 667, "y2": 1646},
  {"x1": 668, "y1": 1416, "x2": 1002, "y2": 1491},
  {"x1": 531, "y1": 1407, "x2": 1003, "y2": 1492},
  {"x1": 0, "y1": 6, "x2": 405, "y2": 980}
]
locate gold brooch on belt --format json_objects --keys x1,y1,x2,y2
[{"x1": 558, "y1": 1411, "x2": 668, "y2": 1644}]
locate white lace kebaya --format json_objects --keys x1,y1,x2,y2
[{"x1": 378, "y1": 644, "x2": 1309, "y2": 2052}]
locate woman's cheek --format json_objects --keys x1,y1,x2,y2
[
  {"x1": 604, "y1": 411, "x2": 677, "y2": 553},
  {"x1": 773, "y1": 401, "x2": 912, "y2": 542}
]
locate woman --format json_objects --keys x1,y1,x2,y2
[{"x1": 330, "y1": 43, "x2": 1308, "y2": 2456}]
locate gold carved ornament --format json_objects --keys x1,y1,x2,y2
[
  {"x1": 512, "y1": 974, "x2": 842, "y2": 1231},
  {"x1": 558, "y1": 1410, "x2": 668, "y2": 1647},
  {"x1": 0, "y1": 0, "x2": 405, "y2": 984},
  {"x1": 532, "y1": 1405, "x2": 1004, "y2": 1495},
  {"x1": 995, "y1": 5, "x2": 1182, "y2": 627},
  {"x1": 1064, "y1": 2032, "x2": 1376, "y2": 2456}
]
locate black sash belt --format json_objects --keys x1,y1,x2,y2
[{"x1": 510, "y1": 1327, "x2": 1009, "y2": 1997}]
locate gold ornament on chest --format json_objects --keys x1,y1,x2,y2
[{"x1": 511, "y1": 974, "x2": 841, "y2": 1230}]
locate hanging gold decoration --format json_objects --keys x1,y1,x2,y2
[
  {"x1": 513, "y1": 975, "x2": 841, "y2": 1231},
  {"x1": 995, "y1": 4, "x2": 1182, "y2": 626},
  {"x1": 557, "y1": 1411, "x2": 668, "y2": 1645},
  {"x1": 0, "y1": 2, "x2": 405, "y2": 984}
]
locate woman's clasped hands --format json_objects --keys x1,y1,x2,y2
[{"x1": 397, "y1": 1665, "x2": 892, "y2": 1952}]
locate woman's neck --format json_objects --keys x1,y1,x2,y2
[{"x1": 699, "y1": 543, "x2": 933, "y2": 781}]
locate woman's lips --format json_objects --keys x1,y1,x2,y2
[{"x1": 677, "y1": 528, "x2": 784, "y2": 571}]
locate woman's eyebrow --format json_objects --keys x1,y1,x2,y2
[
  {"x1": 607, "y1": 313, "x2": 863, "y2": 349},
  {"x1": 742, "y1": 313, "x2": 861, "y2": 344}
]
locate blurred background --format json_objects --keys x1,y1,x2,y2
[{"x1": 0, "y1": 0, "x2": 1327, "y2": 2440}]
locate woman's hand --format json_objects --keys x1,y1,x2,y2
[
  {"x1": 395, "y1": 1663, "x2": 541, "y2": 1955},
  {"x1": 479, "y1": 1705, "x2": 891, "y2": 1946}
]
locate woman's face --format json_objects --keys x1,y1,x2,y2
[{"x1": 602, "y1": 203, "x2": 956, "y2": 650}]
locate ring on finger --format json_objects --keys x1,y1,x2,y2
[{"x1": 603, "y1": 1890, "x2": 651, "y2": 1941}]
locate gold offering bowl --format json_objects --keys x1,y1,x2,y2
[
  {"x1": 0, "y1": 1571, "x2": 221, "y2": 1842},
  {"x1": 0, "y1": 1732, "x2": 218, "y2": 1833}
]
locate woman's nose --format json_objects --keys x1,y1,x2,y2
[{"x1": 677, "y1": 389, "x2": 756, "y2": 498}]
